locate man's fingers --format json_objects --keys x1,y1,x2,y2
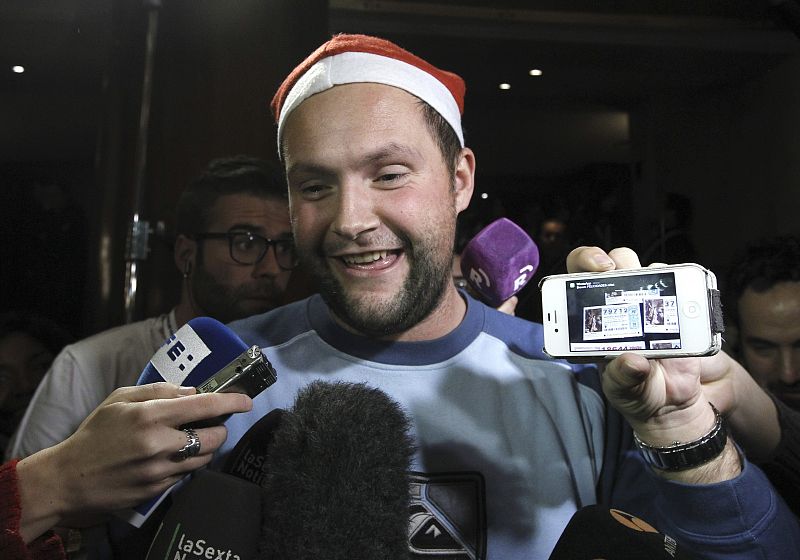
[
  {"x1": 497, "y1": 296, "x2": 518, "y2": 316},
  {"x1": 607, "y1": 247, "x2": 641, "y2": 269},
  {"x1": 603, "y1": 353, "x2": 651, "y2": 394},
  {"x1": 566, "y1": 246, "x2": 617, "y2": 273},
  {"x1": 566, "y1": 246, "x2": 645, "y2": 274}
]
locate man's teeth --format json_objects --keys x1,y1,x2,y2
[{"x1": 343, "y1": 251, "x2": 389, "y2": 265}]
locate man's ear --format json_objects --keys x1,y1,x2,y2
[
  {"x1": 174, "y1": 234, "x2": 197, "y2": 276},
  {"x1": 453, "y1": 147, "x2": 476, "y2": 213}
]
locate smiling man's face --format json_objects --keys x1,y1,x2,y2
[{"x1": 283, "y1": 83, "x2": 473, "y2": 339}]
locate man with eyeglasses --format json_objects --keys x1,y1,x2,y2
[{"x1": 6, "y1": 155, "x2": 299, "y2": 462}]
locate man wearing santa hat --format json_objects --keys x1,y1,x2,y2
[{"x1": 214, "y1": 34, "x2": 799, "y2": 558}]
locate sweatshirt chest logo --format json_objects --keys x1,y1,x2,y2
[{"x1": 408, "y1": 472, "x2": 486, "y2": 559}]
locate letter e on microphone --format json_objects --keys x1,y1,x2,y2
[{"x1": 149, "y1": 324, "x2": 212, "y2": 385}]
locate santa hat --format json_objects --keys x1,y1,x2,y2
[{"x1": 270, "y1": 33, "x2": 465, "y2": 148}]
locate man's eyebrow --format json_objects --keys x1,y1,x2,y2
[
  {"x1": 744, "y1": 336, "x2": 778, "y2": 346},
  {"x1": 226, "y1": 223, "x2": 291, "y2": 237},
  {"x1": 359, "y1": 142, "x2": 423, "y2": 166},
  {"x1": 286, "y1": 143, "x2": 423, "y2": 178},
  {"x1": 226, "y1": 223, "x2": 261, "y2": 231},
  {"x1": 286, "y1": 162, "x2": 335, "y2": 179}
]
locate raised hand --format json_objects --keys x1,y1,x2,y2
[{"x1": 566, "y1": 246, "x2": 740, "y2": 482}]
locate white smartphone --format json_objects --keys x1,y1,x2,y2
[{"x1": 539, "y1": 263, "x2": 723, "y2": 359}]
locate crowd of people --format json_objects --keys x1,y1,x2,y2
[{"x1": 1, "y1": 32, "x2": 798, "y2": 560}]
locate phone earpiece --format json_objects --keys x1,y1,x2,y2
[{"x1": 183, "y1": 260, "x2": 192, "y2": 278}]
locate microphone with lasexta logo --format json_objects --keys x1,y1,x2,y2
[
  {"x1": 143, "y1": 410, "x2": 283, "y2": 560},
  {"x1": 118, "y1": 316, "x2": 278, "y2": 528},
  {"x1": 460, "y1": 217, "x2": 540, "y2": 307}
]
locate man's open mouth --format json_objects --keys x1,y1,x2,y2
[{"x1": 341, "y1": 250, "x2": 399, "y2": 265}]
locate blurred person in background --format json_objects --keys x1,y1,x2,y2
[
  {"x1": 516, "y1": 215, "x2": 572, "y2": 323},
  {"x1": 0, "y1": 312, "x2": 72, "y2": 453},
  {"x1": 726, "y1": 234, "x2": 800, "y2": 411},
  {"x1": 7, "y1": 155, "x2": 299, "y2": 461}
]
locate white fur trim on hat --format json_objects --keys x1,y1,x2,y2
[{"x1": 277, "y1": 51, "x2": 464, "y2": 147}]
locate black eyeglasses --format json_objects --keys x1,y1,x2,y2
[{"x1": 192, "y1": 231, "x2": 298, "y2": 270}]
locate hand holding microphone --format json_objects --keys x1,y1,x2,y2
[
  {"x1": 116, "y1": 317, "x2": 276, "y2": 527},
  {"x1": 13, "y1": 383, "x2": 252, "y2": 544}
]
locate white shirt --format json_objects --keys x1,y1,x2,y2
[{"x1": 6, "y1": 310, "x2": 177, "y2": 459}]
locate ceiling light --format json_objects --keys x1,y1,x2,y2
[
  {"x1": 529, "y1": 69, "x2": 543, "y2": 76},
  {"x1": 499, "y1": 83, "x2": 511, "y2": 90},
  {"x1": 481, "y1": 193, "x2": 489, "y2": 199},
  {"x1": 12, "y1": 65, "x2": 25, "y2": 74}
]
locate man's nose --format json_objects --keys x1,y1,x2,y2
[
  {"x1": 331, "y1": 182, "x2": 379, "y2": 241},
  {"x1": 252, "y1": 246, "x2": 282, "y2": 277},
  {"x1": 779, "y1": 346, "x2": 800, "y2": 385}
]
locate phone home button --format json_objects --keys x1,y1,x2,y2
[{"x1": 683, "y1": 301, "x2": 701, "y2": 318}]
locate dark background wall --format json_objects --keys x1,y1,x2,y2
[
  {"x1": 1, "y1": 0, "x2": 798, "y2": 338},
  {"x1": 2, "y1": 0, "x2": 328, "y2": 336}
]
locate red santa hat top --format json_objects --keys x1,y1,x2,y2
[{"x1": 271, "y1": 33, "x2": 466, "y2": 148}]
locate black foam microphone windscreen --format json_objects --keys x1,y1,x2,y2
[{"x1": 258, "y1": 380, "x2": 415, "y2": 560}]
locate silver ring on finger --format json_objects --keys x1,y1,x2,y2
[{"x1": 175, "y1": 427, "x2": 201, "y2": 461}]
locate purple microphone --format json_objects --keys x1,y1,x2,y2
[{"x1": 460, "y1": 218, "x2": 540, "y2": 307}]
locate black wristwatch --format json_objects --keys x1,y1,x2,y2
[{"x1": 634, "y1": 403, "x2": 728, "y2": 471}]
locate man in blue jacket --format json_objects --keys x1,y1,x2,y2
[{"x1": 219, "y1": 33, "x2": 799, "y2": 559}]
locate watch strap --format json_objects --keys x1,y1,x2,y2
[{"x1": 634, "y1": 403, "x2": 728, "y2": 471}]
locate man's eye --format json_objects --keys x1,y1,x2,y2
[
  {"x1": 375, "y1": 172, "x2": 407, "y2": 184},
  {"x1": 748, "y1": 342, "x2": 777, "y2": 354},
  {"x1": 275, "y1": 241, "x2": 293, "y2": 254},
  {"x1": 299, "y1": 184, "x2": 330, "y2": 199},
  {"x1": 233, "y1": 235, "x2": 258, "y2": 251},
  {"x1": 0, "y1": 369, "x2": 12, "y2": 386},
  {"x1": 378, "y1": 173, "x2": 403, "y2": 181}
]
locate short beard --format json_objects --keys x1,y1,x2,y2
[
  {"x1": 766, "y1": 380, "x2": 800, "y2": 412},
  {"x1": 189, "y1": 250, "x2": 278, "y2": 324},
  {"x1": 189, "y1": 265, "x2": 241, "y2": 324},
  {"x1": 300, "y1": 232, "x2": 454, "y2": 338}
]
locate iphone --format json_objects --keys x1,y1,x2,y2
[{"x1": 540, "y1": 264, "x2": 723, "y2": 359}]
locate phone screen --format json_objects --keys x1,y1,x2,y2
[{"x1": 566, "y1": 270, "x2": 683, "y2": 353}]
